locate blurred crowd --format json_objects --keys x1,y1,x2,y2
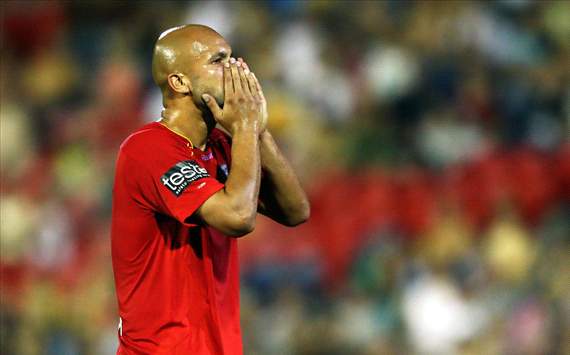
[{"x1": 1, "y1": 1, "x2": 569, "y2": 354}]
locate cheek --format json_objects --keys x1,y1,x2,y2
[
  {"x1": 209, "y1": 67, "x2": 223, "y2": 83},
  {"x1": 195, "y1": 67, "x2": 222, "y2": 88},
  {"x1": 201, "y1": 63, "x2": 222, "y2": 76},
  {"x1": 207, "y1": 67, "x2": 220, "y2": 76},
  {"x1": 209, "y1": 67, "x2": 224, "y2": 93},
  {"x1": 195, "y1": 66, "x2": 224, "y2": 100},
  {"x1": 200, "y1": 66, "x2": 221, "y2": 84}
]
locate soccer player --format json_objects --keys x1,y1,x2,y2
[{"x1": 110, "y1": 24, "x2": 310, "y2": 354}]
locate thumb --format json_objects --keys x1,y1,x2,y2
[{"x1": 202, "y1": 94, "x2": 222, "y2": 119}]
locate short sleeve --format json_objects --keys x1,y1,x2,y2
[{"x1": 119, "y1": 150, "x2": 224, "y2": 227}]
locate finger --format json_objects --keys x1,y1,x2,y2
[
  {"x1": 238, "y1": 57, "x2": 250, "y2": 74},
  {"x1": 202, "y1": 94, "x2": 222, "y2": 119},
  {"x1": 223, "y1": 62, "x2": 233, "y2": 97},
  {"x1": 237, "y1": 61, "x2": 252, "y2": 97},
  {"x1": 240, "y1": 60, "x2": 258, "y2": 97},
  {"x1": 245, "y1": 71, "x2": 259, "y2": 99},
  {"x1": 251, "y1": 73, "x2": 266, "y2": 102},
  {"x1": 229, "y1": 57, "x2": 242, "y2": 94}
]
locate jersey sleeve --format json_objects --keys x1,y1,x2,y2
[{"x1": 119, "y1": 149, "x2": 224, "y2": 227}]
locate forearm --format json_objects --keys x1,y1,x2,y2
[
  {"x1": 224, "y1": 124, "x2": 262, "y2": 221},
  {"x1": 259, "y1": 130, "x2": 310, "y2": 225}
]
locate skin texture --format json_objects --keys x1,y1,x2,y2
[{"x1": 152, "y1": 24, "x2": 309, "y2": 236}]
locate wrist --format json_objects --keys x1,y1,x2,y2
[{"x1": 230, "y1": 120, "x2": 260, "y2": 136}]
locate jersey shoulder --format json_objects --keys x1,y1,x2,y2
[{"x1": 118, "y1": 122, "x2": 170, "y2": 157}]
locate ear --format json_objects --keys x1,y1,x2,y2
[{"x1": 167, "y1": 73, "x2": 192, "y2": 95}]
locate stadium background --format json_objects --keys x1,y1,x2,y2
[{"x1": 1, "y1": 1, "x2": 569, "y2": 354}]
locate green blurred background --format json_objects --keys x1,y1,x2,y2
[{"x1": 1, "y1": 1, "x2": 569, "y2": 354}]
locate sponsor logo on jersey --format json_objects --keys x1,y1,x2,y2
[{"x1": 161, "y1": 160, "x2": 209, "y2": 196}]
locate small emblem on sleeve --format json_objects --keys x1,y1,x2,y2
[{"x1": 161, "y1": 160, "x2": 210, "y2": 197}]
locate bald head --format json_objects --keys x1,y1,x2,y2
[{"x1": 152, "y1": 24, "x2": 228, "y2": 91}]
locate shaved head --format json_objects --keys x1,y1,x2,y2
[{"x1": 152, "y1": 24, "x2": 231, "y2": 107}]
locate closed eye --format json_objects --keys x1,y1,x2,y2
[{"x1": 211, "y1": 51, "x2": 229, "y2": 64}]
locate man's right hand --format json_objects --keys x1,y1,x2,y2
[{"x1": 202, "y1": 57, "x2": 263, "y2": 136}]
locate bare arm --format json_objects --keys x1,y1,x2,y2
[
  {"x1": 196, "y1": 59, "x2": 263, "y2": 237},
  {"x1": 257, "y1": 130, "x2": 310, "y2": 226}
]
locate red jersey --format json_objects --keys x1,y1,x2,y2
[{"x1": 111, "y1": 122, "x2": 242, "y2": 354}]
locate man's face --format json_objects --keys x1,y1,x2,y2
[{"x1": 186, "y1": 35, "x2": 231, "y2": 109}]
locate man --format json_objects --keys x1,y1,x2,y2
[{"x1": 111, "y1": 24, "x2": 310, "y2": 354}]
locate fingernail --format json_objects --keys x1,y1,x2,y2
[
  {"x1": 225, "y1": 62, "x2": 230, "y2": 68},
  {"x1": 230, "y1": 57, "x2": 236, "y2": 64},
  {"x1": 244, "y1": 69, "x2": 250, "y2": 74},
  {"x1": 202, "y1": 94, "x2": 209, "y2": 102},
  {"x1": 236, "y1": 61, "x2": 241, "y2": 67}
]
